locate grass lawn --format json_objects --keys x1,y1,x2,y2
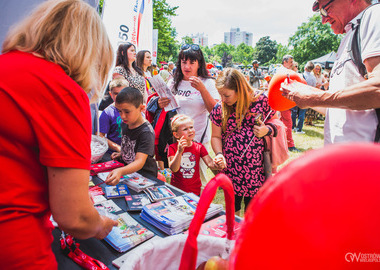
[{"x1": 211, "y1": 120, "x2": 325, "y2": 216}]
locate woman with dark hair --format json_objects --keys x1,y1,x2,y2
[
  {"x1": 136, "y1": 50, "x2": 153, "y2": 78},
  {"x1": 113, "y1": 43, "x2": 147, "y2": 103},
  {"x1": 136, "y1": 50, "x2": 155, "y2": 96},
  {"x1": 158, "y1": 44, "x2": 220, "y2": 188}
]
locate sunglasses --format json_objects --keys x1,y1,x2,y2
[
  {"x1": 181, "y1": 44, "x2": 200, "y2": 51},
  {"x1": 312, "y1": 0, "x2": 335, "y2": 17}
]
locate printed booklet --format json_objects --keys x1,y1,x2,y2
[
  {"x1": 94, "y1": 200, "x2": 122, "y2": 214},
  {"x1": 121, "y1": 172, "x2": 156, "y2": 192},
  {"x1": 140, "y1": 193, "x2": 223, "y2": 235},
  {"x1": 104, "y1": 184, "x2": 130, "y2": 199},
  {"x1": 90, "y1": 160, "x2": 124, "y2": 176},
  {"x1": 125, "y1": 194, "x2": 152, "y2": 211},
  {"x1": 144, "y1": 185, "x2": 176, "y2": 202},
  {"x1": 104, "y1": 212, "x2": 155, "y2": 253},
  {"x1": 183, "y1": 215, "x2": 242, "y2": 239}
]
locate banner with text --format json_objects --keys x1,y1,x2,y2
[{"x1": 102, "y1": 0, "x2": 153, "y2": 55}]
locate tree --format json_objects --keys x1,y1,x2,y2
[
  {"x1": 233, "y1": 43, "x2": 254, "y2": 66},
  {"x1": 213, "y1": 43, "x2": 235, "y2": 67},
  {"x1": 266, "y1": 43, "x2": 291, "y2": 65},
  {"x1": 153, "y1": 0, "x2": 179, "y2": 63},
  {"x1": 253, "y1": 36, "x2": 278, "y2": 65},
  {"x1": 289, "y1": 14, "x2": 342, "y2": 65}
]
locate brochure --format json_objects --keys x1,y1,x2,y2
[
  {"x1": 104, "y1": 184, "x2": 130, "y2": 199},
  {"x1": 149, "y1": 75, "x2": 179, "y2": 112},
  {"x1": 140, "y1": 193, "x2": 223, "y2": 235},
  {"x1": 90, "y1": 160, "x2": 124, "y2": 176},
  {"x1": 144, "y1": 185, "x2": 176, "y2": 202},
  {"x1": 183, "y1": 215, "x2": 242, "y2": 239},
  {"x1": 121, "y1": 172, "x2": 156, "y2": 192},
  {"x1": 125, "y1": 194, "x2": 152, "y2": 211},
  {"x1": 104, "y1": 212, "x2": 155, "y2": 253},
  {"x1": 94, "y1": 200, "x2": 122, "y2": 214}
]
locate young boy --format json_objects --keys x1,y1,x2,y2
[
  {"x1": 99, "y1": 77, "x2": 130, "y2": 160},
  {"x1": 106, "y1": 87, "x2": 158, "y2": 185},
  {"x1": 168, "y1": 114, "x2": 219, "y2": 196}
]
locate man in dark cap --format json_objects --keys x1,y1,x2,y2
[{"x1": 249, "y1": 60, "x2": 264, "y2": 89}]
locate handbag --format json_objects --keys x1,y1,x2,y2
[{"x1": 263, "y1": 139, "x2": 272, "y2": 180}]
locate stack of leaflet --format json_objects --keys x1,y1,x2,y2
[
  {"x1": 144, "y1": 185, "x2": 176, "y2": 202},
  {"x1": 140, "y1": 193, "x2": 223, "y2": 235},
  {"x1": 104, "y1": 212, "x2": 155, "y2": 252},
  {"x1": 120, "y1": 172, "x2": 156, "y2": 192}
]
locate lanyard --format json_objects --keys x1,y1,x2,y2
[{"x1": 60, "y1": 231, "x2": 109, "y2": 270}]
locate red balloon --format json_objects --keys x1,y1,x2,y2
[
  {"x1": 230, "y1": 143, "x2": 380, "y2": 270},
  {"x1": 268, "y1": 70, "x2": 306, "y2": 111}
]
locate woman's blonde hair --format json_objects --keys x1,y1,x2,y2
[
  {"x1": 313, "y1": 64, "x2": 323, "y2": 77},
  {"x1": 215, "y1": 68, "x2": 260, "y2": 132},
  {"x1": 171, "y1": 114, "x2": 194, "y2": 134},
  {"x1": 2, "y1": 0, "x2": 113, "y2": 102}
]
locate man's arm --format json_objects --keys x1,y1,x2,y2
[{"x1": 282, "y1": 56, "x2": 380, "y2": 110}]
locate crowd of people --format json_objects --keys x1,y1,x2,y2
[{"x1": 1, "y1": 0, "x2": 380, "y2": 268}]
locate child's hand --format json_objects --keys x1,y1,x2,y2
[
  {"x1": 213, "y1": 154, "x2": 226, "y2": 170},
  {"x1": 177, "y1": 136, "x2": 187, "y2": 153},
  {"x1": 111, "y1": 152, "x2": 121, "y2": 160},
  {"x1": 105, "y1": 168, "x2": 123, "y2": 185},
  {"x1": 253, "y1": 119, "x2": 269, "y2": 138}
]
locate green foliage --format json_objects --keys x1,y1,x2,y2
[
  {"x1": 153, "y1": 0, "x2": 179, "y2": 63},
  {"x1": 98, "y1": 0, "x2": 103, "y2": 14},
  {"x1": 181, "y1": 36, "x2": 193, "y2": 45},
  {"x1": 266, "y1": 43, "x2": 291, "y2": 65},
  {"x1": 212, "y1": 43, "x2": 235, "y2": 67},
  {"x1": 233, "y1": 43, "x2": 254, "y2": 66},
  {"x1": 252, "y1": 36, "x2": 278, "y2": 65},
  {"x1": 289, "y1": 14, "x2": 342, "y2": 65}
]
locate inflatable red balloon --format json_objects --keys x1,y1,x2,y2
[
  {"x1": 268, "y1": 70, "x2": 306, "y2": 111},
  {"x1": 230, "y1": 143, "x2": 380, "y2": 270}
]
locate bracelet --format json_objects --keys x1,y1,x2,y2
[
  {"x1": 265, "y1": 125, "x2": 273, "y2": 136},
  {"x1": 215, "y1": 152, "x2": 223, "y2": 156}
]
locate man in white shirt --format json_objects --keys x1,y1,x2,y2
[{"x1": 281, "y1": 0, "x2": 380, "y2": 144}]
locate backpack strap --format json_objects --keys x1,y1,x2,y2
[
  {"x1": 375, "y1": 109, "x2": 380, "y2": 143},
  {"x1": 348, "y1": 19, "x2": 367, "y2": 78},
  {"x1": 347, "y1": 4, "x2": 380, "y2": 142}
]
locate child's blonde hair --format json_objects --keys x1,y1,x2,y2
[
  {"x1": 215, "y1": 68, "x2": 260, "y2": 132},
  {"x1": 171, "y1": 114, "x2": 194, "y2": 133}
]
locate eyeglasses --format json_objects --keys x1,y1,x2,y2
[
  {"x1": 181, "y1": 44, "x2": 200, "y2": 51},
  {"x1": 312, "y1": 0, "x2": 335, "y2": 17}
]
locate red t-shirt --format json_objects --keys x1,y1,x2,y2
[
  {"x1": 168, "y1": 142, "x2": 208, "y2": 196},
  {"x1": 0, "y1": 51, "x2": 92, "y2": 269}
]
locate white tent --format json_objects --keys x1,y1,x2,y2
[{"x1": 311, "y1": 51, "x2": 337, "y2": 69}]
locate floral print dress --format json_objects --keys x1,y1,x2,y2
[
  {"x1": 114, "y1": 66, "x2": 147, "y2": 103},
  {"x1": 210, "y1": 95, "x2": 274, "y2": 197}
]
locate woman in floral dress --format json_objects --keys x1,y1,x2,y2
[{"x1": 113, "y1": 43, "x2": 147, "y2": 103}]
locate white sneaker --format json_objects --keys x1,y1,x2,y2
[{"x1": 296, "y1": 131, "x2": 305, "y2": 134}]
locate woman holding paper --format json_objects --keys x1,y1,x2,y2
[{"x1": 163, "y1": 44, "x2": 219, "y2": 187}]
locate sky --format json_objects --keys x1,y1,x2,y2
[{"x1": 165, "y1": 0, "x2": 316, "y2": 46}]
